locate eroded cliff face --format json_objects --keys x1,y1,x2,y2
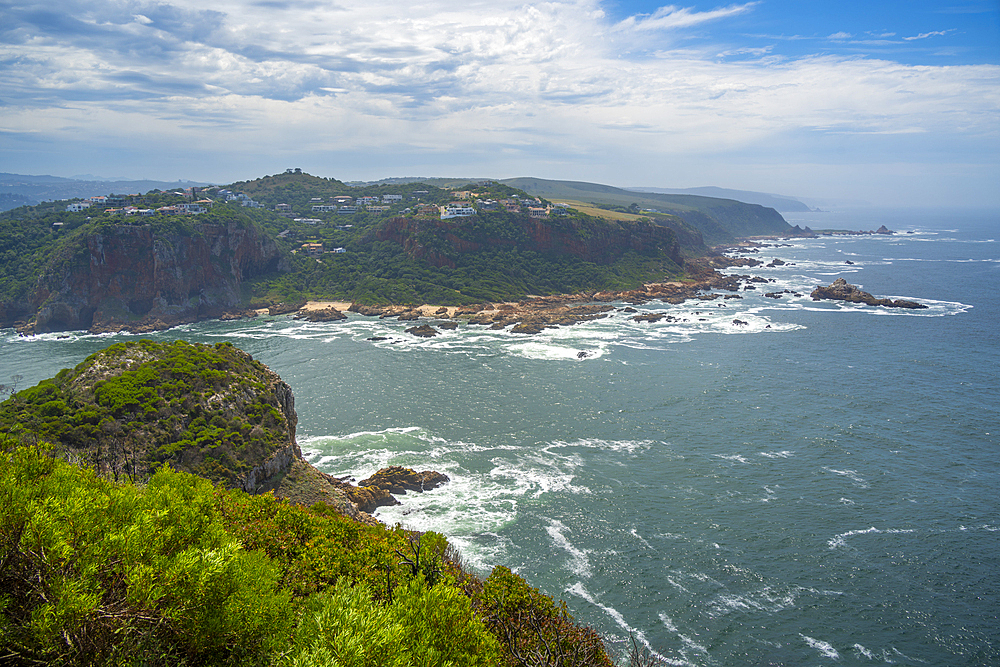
[
  {"x1": 24, "y1": 221, "x2": 285, "y2": 334},
  {"x1": 376, "y1": 216, "x2": 685, "y2": 269}
]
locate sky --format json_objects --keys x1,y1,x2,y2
[{"x1": 2, "y1": 0, "x2": 999, "y2": 207}]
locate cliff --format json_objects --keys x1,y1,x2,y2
[
  {"x1": 0, "y1": 340, "x2": 304, "y2": 491},
  {"x1": 19, "y1": 219, "x2": 285, "y2": 334}
]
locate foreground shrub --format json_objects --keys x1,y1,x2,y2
[
  {"x1": 0, "y1": 444, "x2": 292, "y2": 666},
  {"x1": 284, "y1": 576, "x2": 501, "y2": 667},
  {"x1": 1, "y1": 442, "x2": 613, "y2": 667}
]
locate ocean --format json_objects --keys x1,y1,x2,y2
[{"x1": 2, "y1": 207, "x2": 998, "y2": 665}]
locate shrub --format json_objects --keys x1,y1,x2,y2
[{"x1": 283, "y1": 576, "x2": 501, "y2": 667}]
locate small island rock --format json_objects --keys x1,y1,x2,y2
[{"x1": 810, "y1": 278, "x2": 927, "y2": 309}]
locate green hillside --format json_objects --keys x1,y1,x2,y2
[
  {"x1": 503, "y1": 177, "x2": 793, "y2": 244},
  {"x1": 1, "y1": 172, "x2": 743, "y2": 333}
]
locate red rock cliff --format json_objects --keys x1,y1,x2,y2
[{"x1": 24, "y1": 221, "x2": 285, "y2": 334}]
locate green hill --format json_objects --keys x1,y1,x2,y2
[
  {"x1": 503, "y1": 177, "x2": 793, "y2": 244},
  {"x1": 0, "y1": 171, "x2": 806, "y2": 334}
]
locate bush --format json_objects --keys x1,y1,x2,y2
[
  {"x1": 0, "y1": 446, "x2": 293, "y2": 665},
  {"x1": 283, "y1": 576, "x2": 501, "y2": 667}
]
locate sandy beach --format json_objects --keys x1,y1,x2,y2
[{"x1": 298, "y1": 301, "x2": 462, "y2": 317}]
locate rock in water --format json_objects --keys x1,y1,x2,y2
[
  {"x1": 405, "y1": 324, "x2": 439, "y2": 337},
  {"x1": 810, "y1": 278, "x2": 927, "y2": 309},
  {"x1": 295, "y1": 306, "x2": 347, "y2": 322}
]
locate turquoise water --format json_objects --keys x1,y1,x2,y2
[{"x1": 3, "y1": 208, "x2": 998, "y2": 665}]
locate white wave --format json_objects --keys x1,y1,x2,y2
[
  {"x1": 852, "y1": 643, "x2": 876, "y2": 660},
  {"x1": 546, "y1": 520, "x2": 592, "y2": 577},
  {"x1": 666, "y1": 576, "x2": 691, "y2": 594},
  {"x1": 800, "y1": 634, "x2": 840, "y2": 660},
  {"x1": 658, "y1": 614, "x2": 709, "y2": 655},
  {"x1": 489, "y1": 457, "x2": 591, "y2": 498},
  {"x1": 822, "y1": 467, "x2": 869, "y2": 488},
  {"x1": 715, "y1": 453, "x2": 751, "y2": 464},
  {"x1": 506, "y1": 340, "x2": 606, "y2": 361},
  {"x1": 758, "y1": 450, "x2": 795, "y2": 458},
  {"x1": 630, "y1": 528, "x2": 653, "y2": 549},
  {"x1": 707, "y1": 587, "x2": 800, "y2": 618},
  {"x1": 546, "y1": 438, "x2": 655, "y2": 455},
  {"x1": 827, "y1": 526, "x2": 917, "y2": 550},
  {"x1": 568, "y1": 583, "x2": 691, "y2": 667}
]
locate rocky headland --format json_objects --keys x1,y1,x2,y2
[{"x1": 0, "y1": 340, "x2": 450, "y2": 522}]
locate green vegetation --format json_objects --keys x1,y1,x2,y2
[
  {"x1": 1, "y1": 172, "x2": 697, "y2": 327},
  {"x1": 0, "y1": 340, "x2": 294, "y2": 488},
  {"x1": 0, "y1": 443, "x2": 613, "y2": 666}
]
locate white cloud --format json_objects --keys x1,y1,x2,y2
[
  {"x1": 827, "y1": 31, "x2": 852, "y2": 40},
  {"x1": 1, "y1": 0, "x2": 997, "y2": 205},
  {"x1": 614, "y1": 2, "x2": 758, "y2": 32},
  {"x1": 904, "y1": 29, "x2": 956, "y2": 40}
]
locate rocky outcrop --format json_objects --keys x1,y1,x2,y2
[
  {"x1": 269, "y1": 300, "x2": 307, "y2": 316},
  {"x1": 241, "y1": 443, "x2": 299, "y2": 494},
  {"x1": 361, "y1": 466, "x2": 450, "y2": 495},
  {"x1": 295, "y1": 306, "x2": 347, "y2": 322},
  {"x1": 1, "y1": 340, "x2": 302, "y2": 493},
  {"x1": 406, "y1": 324, "x2": 439, "y2": 337},
  {"x1": 19, "y1": 220, "x2": 285, "y2": 335},
  {"x1": 810, "y1": 278, "x2": 927, "y2": 309},
  {"x1": 323, "y1": 466, "x2": 451, "y2": 514}
]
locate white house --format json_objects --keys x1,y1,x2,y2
[
  {"x1": 441, "y1": 204, "x2": 476, "y2": 219},
  {"x1": 66, "y1": 202, "x2": 91, "y2": 212}
]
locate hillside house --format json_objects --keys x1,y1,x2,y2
[
  {"x1": 442, "y1": 203, "x2": 476, "y2": 219},
  {"x1": 300, "y1": 243, "x2": 324, "y2": 257}
]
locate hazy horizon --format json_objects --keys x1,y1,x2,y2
[{"x1": 2, "y1": 0, "x2": 998, "y2": 208}]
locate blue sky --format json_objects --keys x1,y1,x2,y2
[{"x1": 1, "y1": 0, "x2": 998, "y2": 206}]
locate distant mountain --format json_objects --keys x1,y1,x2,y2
[
  {"x1": 502, "y1": 177, "x2": 793, "y2": 244},
  {"x1": 0, "y1": 173, "x2": 210, "y2": 207},
  {"x1": 626, "y1": 186, "x2": 814, "y2": 213}
]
